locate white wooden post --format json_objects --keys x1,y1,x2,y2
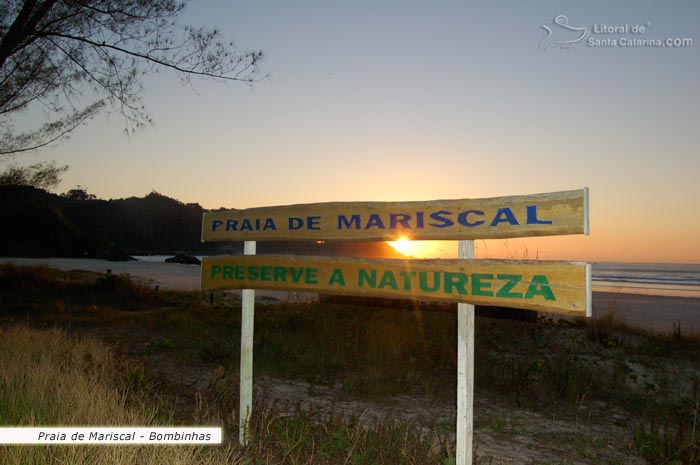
[
  {"x1": 456, "y1": 240, "x2": 475, "y2": 465},
  {"x1": 239, "y1": 240, "x2": 256, "y2": 445}
]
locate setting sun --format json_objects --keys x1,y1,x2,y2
[
  {"x1": 387, "y1": 236, "x2": 415, "y2": 257},
  {"x1": 387, "y1": 238, "x2": 457, "y2": 259}
]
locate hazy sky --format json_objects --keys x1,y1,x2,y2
[{"x1": 20, "y1": 0, "x2": 700, "y2": 263}]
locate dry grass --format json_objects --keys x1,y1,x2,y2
[
  {"x1": 0, "y1": 325, "x2": 238, "y2": 465},
  {"x1": 0, "y1": 325, "x2": 448, "y2": 465}
]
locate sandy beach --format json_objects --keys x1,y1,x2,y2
[
  {"x1": 2, "y1": 257, "x2": 699, "y2": 333},
  {"x1": 591, "y1": 290, "x2": 700, "y2": 333},
  {"x1": 1, "y1": 257, "x2": 204, "y2": 291}
]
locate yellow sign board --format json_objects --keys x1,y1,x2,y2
[
  {"x1": 202, "y1": 188, "x2": 588, "y2": 242},
  {"x1": 201, "y1": 255, "x2": 591, "y2": 316}
]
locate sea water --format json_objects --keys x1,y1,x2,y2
[{"x1": 592, "y1": 262, "x2": 700, "y2": 298}]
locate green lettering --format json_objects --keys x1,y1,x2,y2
[
  {"x1": 290, "y1": 267, "x2": 304, "y2": 283},
  {"x1": 222, "y1": 265, "x2": 233, "y2": 279},
  {"x1": 260, "y1": 266, "x2": 272, "y2": 281},
  {"x1": 306, "y1": 268, "x2": 319, "y2": 284},
  {"x1": 211, "y1": 265, "x2": 222, "y2": 279},
  {"x1": 399, "y1": 270, "x2": 416, "y2": 291},
  {"x1": 496, "y1": 274, "x2": 523, "y2": 298},
  {"x1": 235, "y1": 265, "x2": 245, "y2": 280},
  {"x1": 273, "y1": 267, "x2": 287, "y2": 282},
  {"x1": 247, "y1": 266, "x2": 259, "y2": 281},
  {"x1": 444, "y1": 272, "x2": 468, "y2": 295},
  {"x1": 419, "y1": 271, "x2": 440, "y2": 292},
  {"x1": 359, "y1": 269, "x2": 376, "y2": 288},
  {"x1": 378, "y1": 271, "x2": 398, "y2": 290},
  {"x1": 472, "y1": 273, "x2": 494, "y2": 296},
  {"x1": 329, "y1": 269, "x2": 346, "y2": 286},
  {"x1": 525, "y1": 275, "x2": 556, "y2": 300}
]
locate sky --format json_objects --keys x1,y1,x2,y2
[{"x1": 16, "y1": 0, "x2": 700, "y2": 263}]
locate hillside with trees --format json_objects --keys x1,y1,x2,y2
[{"x1": 0, "y1": 186, "x2": 403, "y2": 260}]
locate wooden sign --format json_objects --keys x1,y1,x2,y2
[
  {"x1": 201, "y1": 255, "x2": 591, "y2": 316},
  {"x1": 201, "y1": 187, "x2": 592, "y2": 459},
  {"x1": 202, "y1": 188, "x2": 588, "y2": 242}
]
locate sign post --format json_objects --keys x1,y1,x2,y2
[
  {"x1": 456, "y1": 240, "x2": 475, "y2": 465},
  {"x1": 239, "y1": 241, "x2": 256, "y2": 445},
  {"x1": 201, "y1": 188, "x2": 591, "y2": 459}
]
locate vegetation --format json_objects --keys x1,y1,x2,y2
[
  {"x1": 0, "y1": 325, "x2": 443, "y2": 465},
  {"x1": 0, "y1": 186, "x2": 404, "y2": 259},
  {"x1": 0, "y1": 325, "x2": 240, "y2": 465},
  {"x1": 1, "y1": 264, "x2": 699, "y2": 464},
  {"x1": 0, "y1": 186, "x2": 207, "y2": 258},
  {"x1": 0, "y1": 0, "x2": 265, "y2": 155},
  {"x1": 0, "y1": 161, "x2": 68, "y2": 190}
]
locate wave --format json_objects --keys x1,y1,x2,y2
[{"x1": 591, "y1": 263, "x2": 700, "y2": 296}]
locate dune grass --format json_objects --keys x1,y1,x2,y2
[
  {"x1": 0, "y1": 325, "x2": 239, "y2": 465},
  {"x1": 0, "y1": 325, "x2": 447, "y2": 465}
]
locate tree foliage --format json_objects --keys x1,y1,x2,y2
[
  {"x1": 0, "y1": 160, "x2": 68, "y2": 189},
  {"x1": 0, "y1": 0, "x2": 264, "y2": 155},
  {"x1": 62, "y1": 185, "x2": 95, "y2": 200}
]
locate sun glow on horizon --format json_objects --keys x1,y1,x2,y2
[
  {"x1": 387, "y1": 237, "x2": 455, "y2": 258},
  {"x1": 387, "y1": 236, "x2": 415, "y2": 257}
]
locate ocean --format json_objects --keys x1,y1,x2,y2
[{"x1": 591, "y1": 262, "x2": 700, "y2": 298}]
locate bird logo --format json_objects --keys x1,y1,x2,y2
[{"x1": 539, "y1": 15, "x2": 589, "y2": 51}]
